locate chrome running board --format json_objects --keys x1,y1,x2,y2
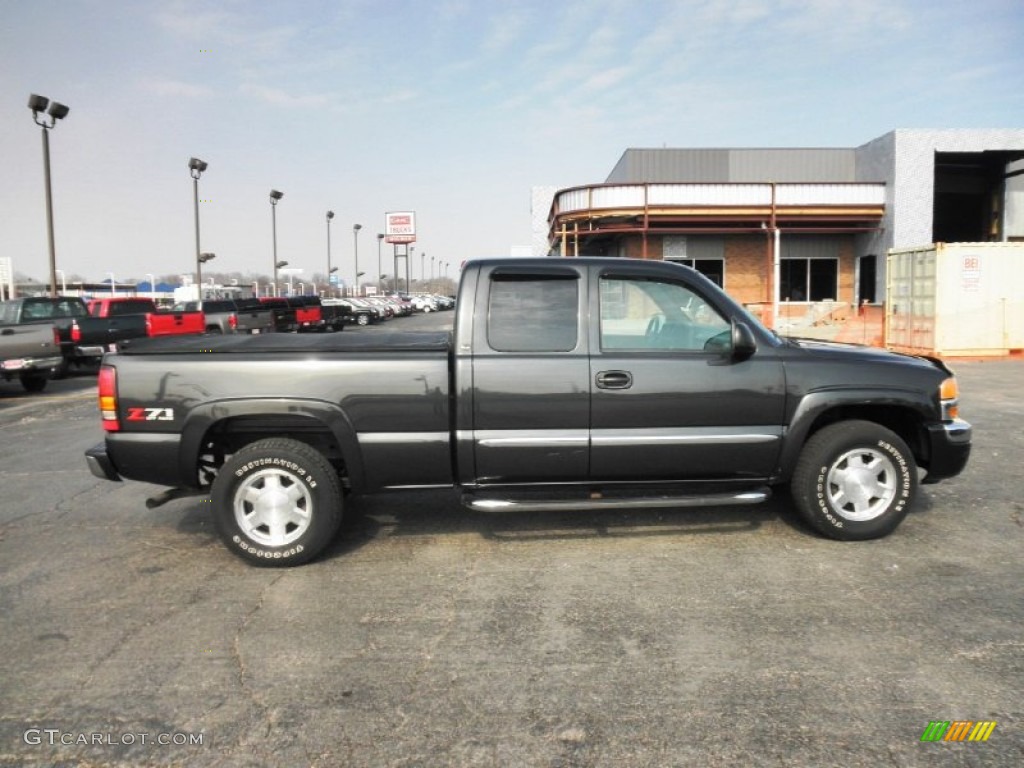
[{"x1": 463, "y1": 488, "x2": 769, "y2": 513}]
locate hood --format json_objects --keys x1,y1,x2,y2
[{"x1": 783, "y1": 336, "x2": 943, "y2": 372}]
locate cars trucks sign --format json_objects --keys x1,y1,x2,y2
[{"x1": 385, "y1": 212, "x2": 416, "y2": 244}]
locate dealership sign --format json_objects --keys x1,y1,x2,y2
[{"x1": 385, "y1": 211, "x2": 416, "y2": 244}]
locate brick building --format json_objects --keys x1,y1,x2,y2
[{"x1": 538, "y1": 130, "x2": 1024, "y2": 324}]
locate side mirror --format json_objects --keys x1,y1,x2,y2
[{"x1": 731, "y1": 320, "x2": 757, "y2": 361}]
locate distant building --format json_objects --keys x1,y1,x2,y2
[{"x1": 539, "y1": 129, "x2": 1024, "y2": 317}]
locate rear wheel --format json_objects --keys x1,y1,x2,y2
[
  {"x1": 356, "y1": 314, "x2": 369, "y2": 326},
  {"x1": 21, "y1": 374, "x2": 47, "y2": 393},
  {"x1": 211, "y1": 438, "x2": 343, "y2": 566},
  {"x1": 791, "y1": 420, "x2": 917, "y2": 540}
]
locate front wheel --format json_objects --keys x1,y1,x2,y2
[
  {"x1": 356, "y1": 314, "x2": 369, "y2": 326},
  {"x1": 211, "y1": 438, "x2": 343, "y2": 566},
  {"x1": 791, "y1": 420, "x2": 917, "y2": 540}
]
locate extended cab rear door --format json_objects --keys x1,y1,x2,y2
[
  {"x1": 467, "y1": 262, "x2": 590, "y2": 483},
  {"x1": 587, "y1": 263, "x2": 786, "y2": 482}
]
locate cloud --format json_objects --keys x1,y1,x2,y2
[
  {"x1": 140, "y1": 77, "x2": 215, "y2": 98},
  {"x1": 155, "y1": 1, "x2": 298, "y2": 58},
  {"x1": 240, "y1": 83, "x2": 331, "y2": 108},
  {"x1": 582, "y1": 66, "x2": 631, "y2": 93}
]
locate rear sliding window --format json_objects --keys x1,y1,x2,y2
[
  {"x1": 104, "y1": 300, "x2": 155, "y2": 316},
  {"x1": 487, "y1": 274, "x2": 579, "y2": 352}
]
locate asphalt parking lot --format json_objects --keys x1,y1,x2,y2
[{"x1": 0, "y1": 316, "x2": 1021, "y2": 767}]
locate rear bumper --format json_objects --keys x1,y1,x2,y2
[
  {"x1": 0, "y1": 355, "x2": 63, "y2": 373},
  {"x1": 85, "y1": 443, "x2": 122, "y2": 481},
  {"x1": 85, "y1": 433, "x2": 186, "y2": 486},
  {"x1": 923, "y1": 418, "x2": 972, "y2": 483}
]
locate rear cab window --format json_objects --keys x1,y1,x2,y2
[{"x1": 486, "y1": 270, "x2": 580, "y2": 353}]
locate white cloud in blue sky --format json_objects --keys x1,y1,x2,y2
[{"x1": 1, "y1": 0, "x2": 1022, "y2": 283}]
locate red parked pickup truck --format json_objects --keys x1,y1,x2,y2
[{"x1": 85, "y1": 298, "x2": 206, "y2": 337}]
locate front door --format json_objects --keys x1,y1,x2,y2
[{"x1": 588, "y1": 265, "x2": 786, "y2": 483}]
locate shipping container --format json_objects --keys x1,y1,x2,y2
[{"x1": 886, "y1": 242, "x2": 1024, "y2": 357}]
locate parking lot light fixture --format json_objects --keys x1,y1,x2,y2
[
  {"x1": 28, "y1": 93, "x2": 70, "y2": 298},
  {"x1": 197, "y1": 253, "x2": 215, "y2": 299},
  {"x1": 270, "y1": 190, "x2": 284, "y2": 295}
]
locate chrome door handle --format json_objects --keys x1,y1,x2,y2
[{"x1": 595, "y1": 370, "x2": 633, "y2": 389}]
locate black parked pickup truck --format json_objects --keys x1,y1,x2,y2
[{"x1": 85, "y1": 258, "x2": 972, "y2": 566}]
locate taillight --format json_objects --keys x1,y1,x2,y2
[
  {"x1": 53, "y1": 326, "x2": 61, "y2": 346},
  {"x1": 71, "y1": 320, "x2": 81, "y2": 342},
  {"x1": 145, "y1": 315, "x2": 153, "y2": 335},
  {"x1": 229, "y1": 313, "x2": 238, "y2": 330},
  {"x1": 97, "y1": 365, "x2": 120, "y2": 432}
]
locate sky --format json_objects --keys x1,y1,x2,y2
[{"x1": 1, "y1": 0, "x2": 1022, "y2": 288}]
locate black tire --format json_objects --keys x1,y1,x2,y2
[
  {"x1": 21, "y1": 374, "x2": 48, "y2": 393},
  {"x1": 211, "y1": 437, "x2": 343, "y2": 566},
  {"x1": 791, "y1": 420, "x2": 917, "y2": 541}
]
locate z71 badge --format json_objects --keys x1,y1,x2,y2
[{"x1": 126, "y1": 407, "x2": 175, "y2": 422}]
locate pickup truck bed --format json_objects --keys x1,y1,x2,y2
[{"x1": 103, "y1": 331, "x2": 452, "y2": 490}]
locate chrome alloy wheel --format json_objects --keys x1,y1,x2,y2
[
  {"x1": 825, "y1": 447, "x2": 898, "y2": 522},
  {"x1": 233, "y1": 468, "x2": 312, "y2": 547}
]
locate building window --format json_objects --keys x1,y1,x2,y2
[
  {"x1": 666, "y1": 259, "x2": 725, "y2": 287},
  {"x1": 781, "y1": 258, "x2": 837, "y2": 302}
]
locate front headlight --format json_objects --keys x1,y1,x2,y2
[{"x1": 940, "y1": 377, "x2": 960, "y2": 421}]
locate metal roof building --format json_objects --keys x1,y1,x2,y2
[{"x1": 538, "y1": 129, "x2": 1024, "y2": 324}]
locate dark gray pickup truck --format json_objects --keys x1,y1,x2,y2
[
  {"x1": 0, "y1": 322, "x2": 62, "y2": 392},
  {"x1": 85, "y1": 258, "x2": 971, "y2": 565}
]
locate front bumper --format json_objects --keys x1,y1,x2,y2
[{"x1": 923, "y1": 418, "x2": 972, "y2": 483}]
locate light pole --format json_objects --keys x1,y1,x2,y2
[
  {"x1": 326, "y1": 211, "x2": 334, "y2": 296},
  {"x1": 56, "y1": 269, "x2": 67, "y2": 295},
  {"x1": 420, "y1": 251, "x2": 425, "y2": 284},
  {"x1": 270, "y1": 189, "x2": 284, "y2": 296},
  {"x1": 377, "y1": 233, "x2": 384, "y2": 292},
  {"x1": 28, "y1": 94, "x2": 70, "y2": 298},
  {"x1": 188, "y1": 157, "x2": 208, "y2": 297},
  {"x1": 145, "y1": 273, "x2": 155, "y2": 300},
  {"x1": 107, "y1": 272, "x2": 116, "y2": 296},
  {"x1": 328, "y1": 266, "x2": 338, "y2": 297},
  {"x1": 352, "y1": 223, "x2": 363, "y2": 296},
  {"x1": 431, "y1": 255, "x2": 435, "y2": 281}
]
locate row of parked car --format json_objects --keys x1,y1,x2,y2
[
  {"x1": 0, "y1": 292, "x2": 455, "y2": 393},
  {"x1": 323, "y1": 292, "x2": 455, "y2": 326}
]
